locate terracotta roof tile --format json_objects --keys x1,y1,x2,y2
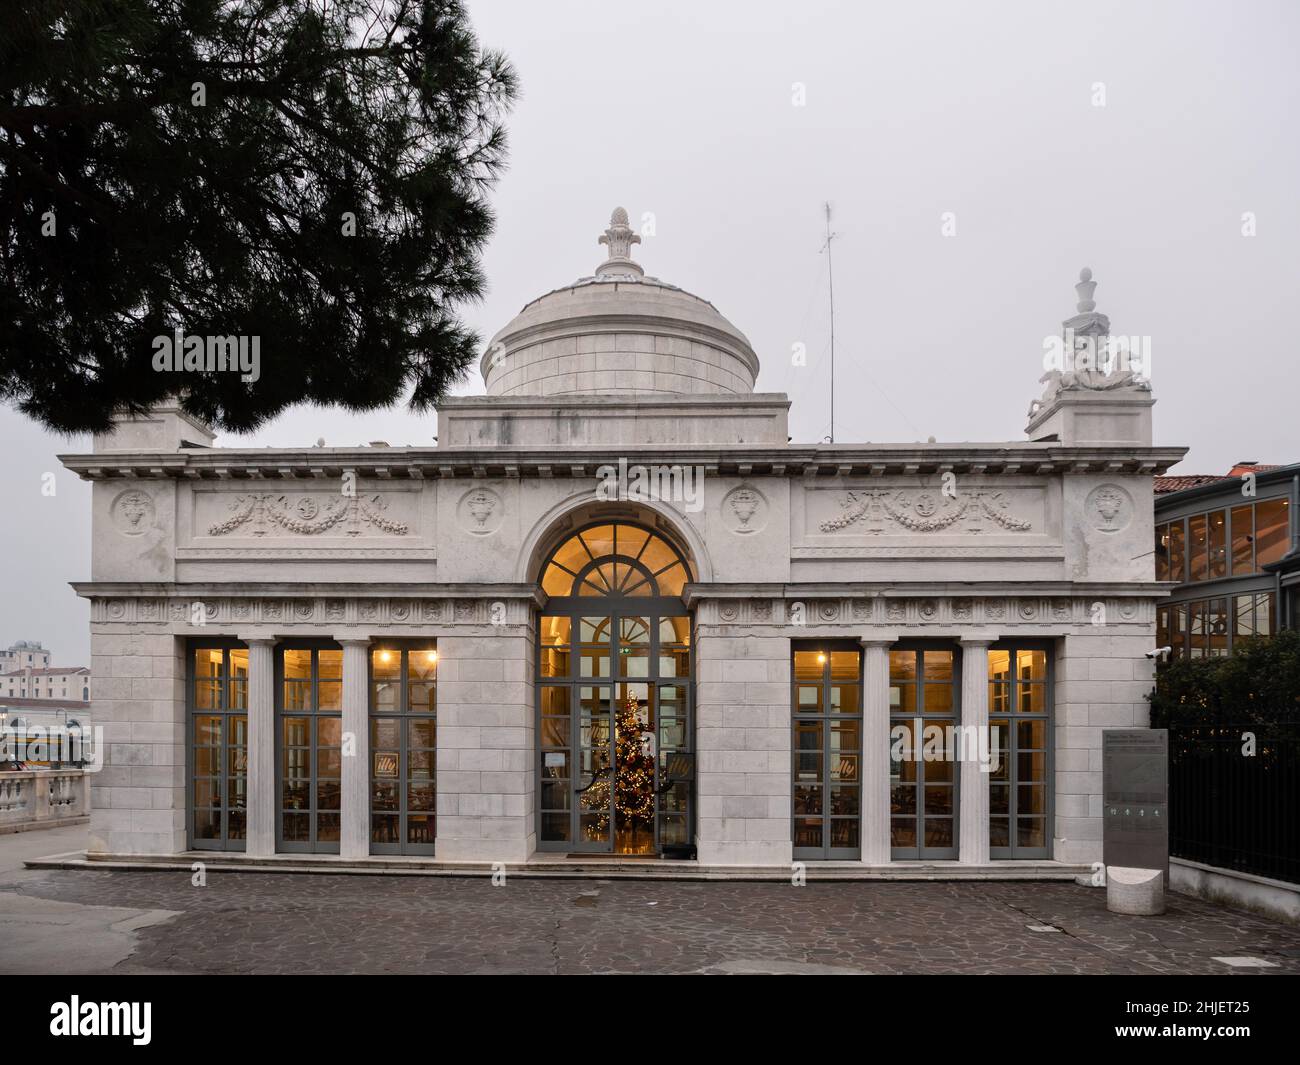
[{"x1": 1154, "y1": 474, "x2": 1224, "y2": 494}]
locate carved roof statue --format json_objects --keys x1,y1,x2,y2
[{"x1": 1030, "y1": 267, "x2": 1150, "y2": 418}]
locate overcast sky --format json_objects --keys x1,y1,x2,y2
[{"x1": 3, "y1": 0, "x2": 1296, "y2": 666}]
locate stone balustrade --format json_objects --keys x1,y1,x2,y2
[{"x1": 0, "y1": 769, "x2": 90, "y2": 833}]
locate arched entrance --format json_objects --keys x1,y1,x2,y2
[{"x1": 535, "y1": 521, "x2": 694, "y2": 855}]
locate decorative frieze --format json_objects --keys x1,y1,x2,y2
[
  {"x1": 695, "y1": 595, "x2": 1155, "y2": 627},
  {"x1": 206, "y1": 492, "x2": 409, "y2": 537},
  {"x1": 87, "y1": 592, "x2": 1155, "y2": 630},
  {"x1": 88, "y1": 596, "x2": 533, "y2": 628}
]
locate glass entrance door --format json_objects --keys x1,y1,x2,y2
[
  {"x1": 574, "y1": 682, "x2": 614, "y2": 851},
  {"x1": 543, "y1": 619, "x2": 685, "y2": 854},
  {"x1": 535, "y1": 521, "x2": 695, "y2": 855}
]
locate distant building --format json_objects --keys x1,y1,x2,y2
[
  {"x1": 0, "y1": 640, "x2": 51, "y2": 671},
  {"x1": 1154, "y1": 462, "x2": 1299, "y2": 658},
  {"x1": 0, "y1": 641, "x2": 92, "y2": 701}
]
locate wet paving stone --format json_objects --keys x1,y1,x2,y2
[{"x1": 4, "y1": 870, "x2": 1300, "y2": 975}]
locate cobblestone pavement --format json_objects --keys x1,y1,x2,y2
[{"x1": 3, "y1": 868, "x2": 1299, "y2": 975}]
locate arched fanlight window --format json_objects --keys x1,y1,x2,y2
[{"x1": 539, "y1": 523, "x2": 693, "y2": 599}]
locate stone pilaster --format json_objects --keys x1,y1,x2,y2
[
  {"x1": 86, "y1": 631, "x2": 185, "y2": 856},
  {"x1": 243, "y1": 638, "x2": 276, "y2": 857},
  {"x1": 959, "y1": 637, "x2": 994, "y2": 865},
  {"x1": 433, "y1": 632, "x2": 533, "y2": 862},
  {"x1": 339, "y1": 638, "x2": 371, "y2": 860},
  {"x1": 695, "y1": 632, "x2": 791, "y2": 865},
  {"x1": 859, "y1": 634, "x2": 896, "y2": 865}
]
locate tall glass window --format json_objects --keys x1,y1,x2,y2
[
  {"x1": 1207, "y1": 598, "x2": 1230, "y2": 657},
  {"x1": 277, "y1": 644, "x2": 342, "y2": 853},
  {"x1": 889, "y1": 646, "x2": 959, "y2": 859},
  {"x1": 1188, "y1": 601, "x2": 1207, "y2": 658},
  {"x1": 1230, "y1": 505, "x2": 1254, "y2": 575},
  {"x1": 1154, "y1": 523, "x2": 1170, "y2": 581},
  {"x1": 1189, "y1": 514, "x2": 1208, "y2": 582},
  {"x1": 1208, "y1": 511, "x2": 1228, "y2": 579},
  {"x1": 988, "y1": 646, "x2": 1051, "y2": 858},
  {"x1": 369, "y1": 645, "x2": 437, "y2": 854},
  {"x1": 791, "y1": 647, "x2": 862, "y2": 860},
  {"x1": 1169, "y1": 602, "x2": 1188, "y2": 660},
  {"x1": 1159, "y1": 498, "x2": 1292, "y2": 583},
  {"x1": 189, "y1": 644, "x2": 248, "y2": 850},
  {"x1": 1160, "y1": 593, "x2": 1275, "y2": 660},
  {"x1": 1255, "y1": 499, "x2": 1290, "y2": 568},
  {"x1": 1169, "y1": 521, "x2": 1186, "y2": 582}
]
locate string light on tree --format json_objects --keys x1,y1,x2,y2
[{"x1": 580, "y1": 687, "x2": 656, "y2": 848}]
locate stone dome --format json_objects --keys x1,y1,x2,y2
[{"x1": 481, "y1": 207, "x2": 759, "y2": 397}]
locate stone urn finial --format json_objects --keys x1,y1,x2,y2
[
  {"x1": 596, "y1": 206, "x2": 644, "y2": 278},
  {"x1": 1075, "y1": 266, "x2": 1097, "y2": 313}
]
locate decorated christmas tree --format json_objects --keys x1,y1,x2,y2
[{"x1": 580, "y1": 689, "x2": 656, "y2": 846}]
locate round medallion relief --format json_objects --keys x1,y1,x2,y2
[
  {"x1": 721, "y1": 484, "x2": 768, "y2": 535},
  {"x1": 1086, "y1": 483, "x2": 1133, "y2": 533},
  {"x1": 111, "y1": 489, "x2": 155, "y2": 536},
  {"x1": 457, "y1": 487, "x2": 503, "y2": 535}
]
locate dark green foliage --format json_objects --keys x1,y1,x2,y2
[
  {"x1": 1149, "y1": 629, "x2": 1300, "y2": 726},
  {"x1": 0, "y1": 0, "x2": 516, "y2": 433}
]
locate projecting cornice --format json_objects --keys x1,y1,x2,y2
[{"x1": 58, "y1": 443, "x2": 1189, "y2": 481}]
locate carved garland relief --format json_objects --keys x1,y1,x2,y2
[
  {"x1": 819, "y1": 488, "x2": 1032, "y2": 534},
  {"x1": 207, "y1": 493, "x2": 408, "y2": 537}
]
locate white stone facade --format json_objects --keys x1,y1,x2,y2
[{"x1": 60, "y1": 212, "x2": 1184, "y2": 870}]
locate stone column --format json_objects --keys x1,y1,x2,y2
[
  {"x1": 244, "y1": 638, "x2": 276, "y2": 857},
  {"x1": 958, "y1": 637, "x2": 994, "y2": 865},
  {"x1": 859, "y1": 634, "x2": 896, "y2": 865},
  {"x1": 339, "y1": 638, "x2": 371, "y2": 860}
]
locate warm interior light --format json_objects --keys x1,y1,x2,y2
[
  {"x1": 427, "y1": 651, "x2": 437, "y2": 663},
  {"x1": 817, "y1": 653, "x2": 827, "y2": 664},
  {"x1": 378, "y1": 650, "x2": 393, "y2": 663}
]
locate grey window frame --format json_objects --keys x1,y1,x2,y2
[
  {"x1": 1157, "y1": 493, "x2": 1293, "y2": 586},
  {"x1": 987, "y1": 641, "x2": 1054, "y2": 860},
  {"x1": 791, "y1": 643, "x2": 863, "y2": 861},
  {"x1": 274, "y1": 640, "x2": 342, "y2": 855},
  {"x1": 186, "y1": 640, "x2": 248, "y2": 852},
  {"x1": 368, "y1": 643, "x2": 437, "y2": 856},
  {"x1": 889, "y1": 640, "x2": 962, "y2": 860},
  {"x1": 1158, "y1": 590, "x2": 1277, "y2": 660}
]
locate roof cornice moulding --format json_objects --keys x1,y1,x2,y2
[{"x1": 59, "y1": 444, "x2": 1189, "y2": 481}]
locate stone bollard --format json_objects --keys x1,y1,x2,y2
[{"x1": 1106, "y1": 866, "x2": 1165, "y2": 915}]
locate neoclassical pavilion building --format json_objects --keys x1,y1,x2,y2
[{"x1": 62, "y1": 210, "x2": 1184, "y2": 874}]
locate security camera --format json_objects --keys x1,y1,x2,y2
[{"x1": 1145, "y1": 646, "x2": 1172, "y2": 662}]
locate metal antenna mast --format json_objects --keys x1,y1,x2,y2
[{"x1": 820, "y1": 202, "x2": 838, "y2": 443}]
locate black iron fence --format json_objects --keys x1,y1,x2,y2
[{"x1": 1166, "y1": 721, "x2": 1300, "y2": 884}]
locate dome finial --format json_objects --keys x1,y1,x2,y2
[{"x1": 596, "y1": 206, "x2": 644, "y2": 278}]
